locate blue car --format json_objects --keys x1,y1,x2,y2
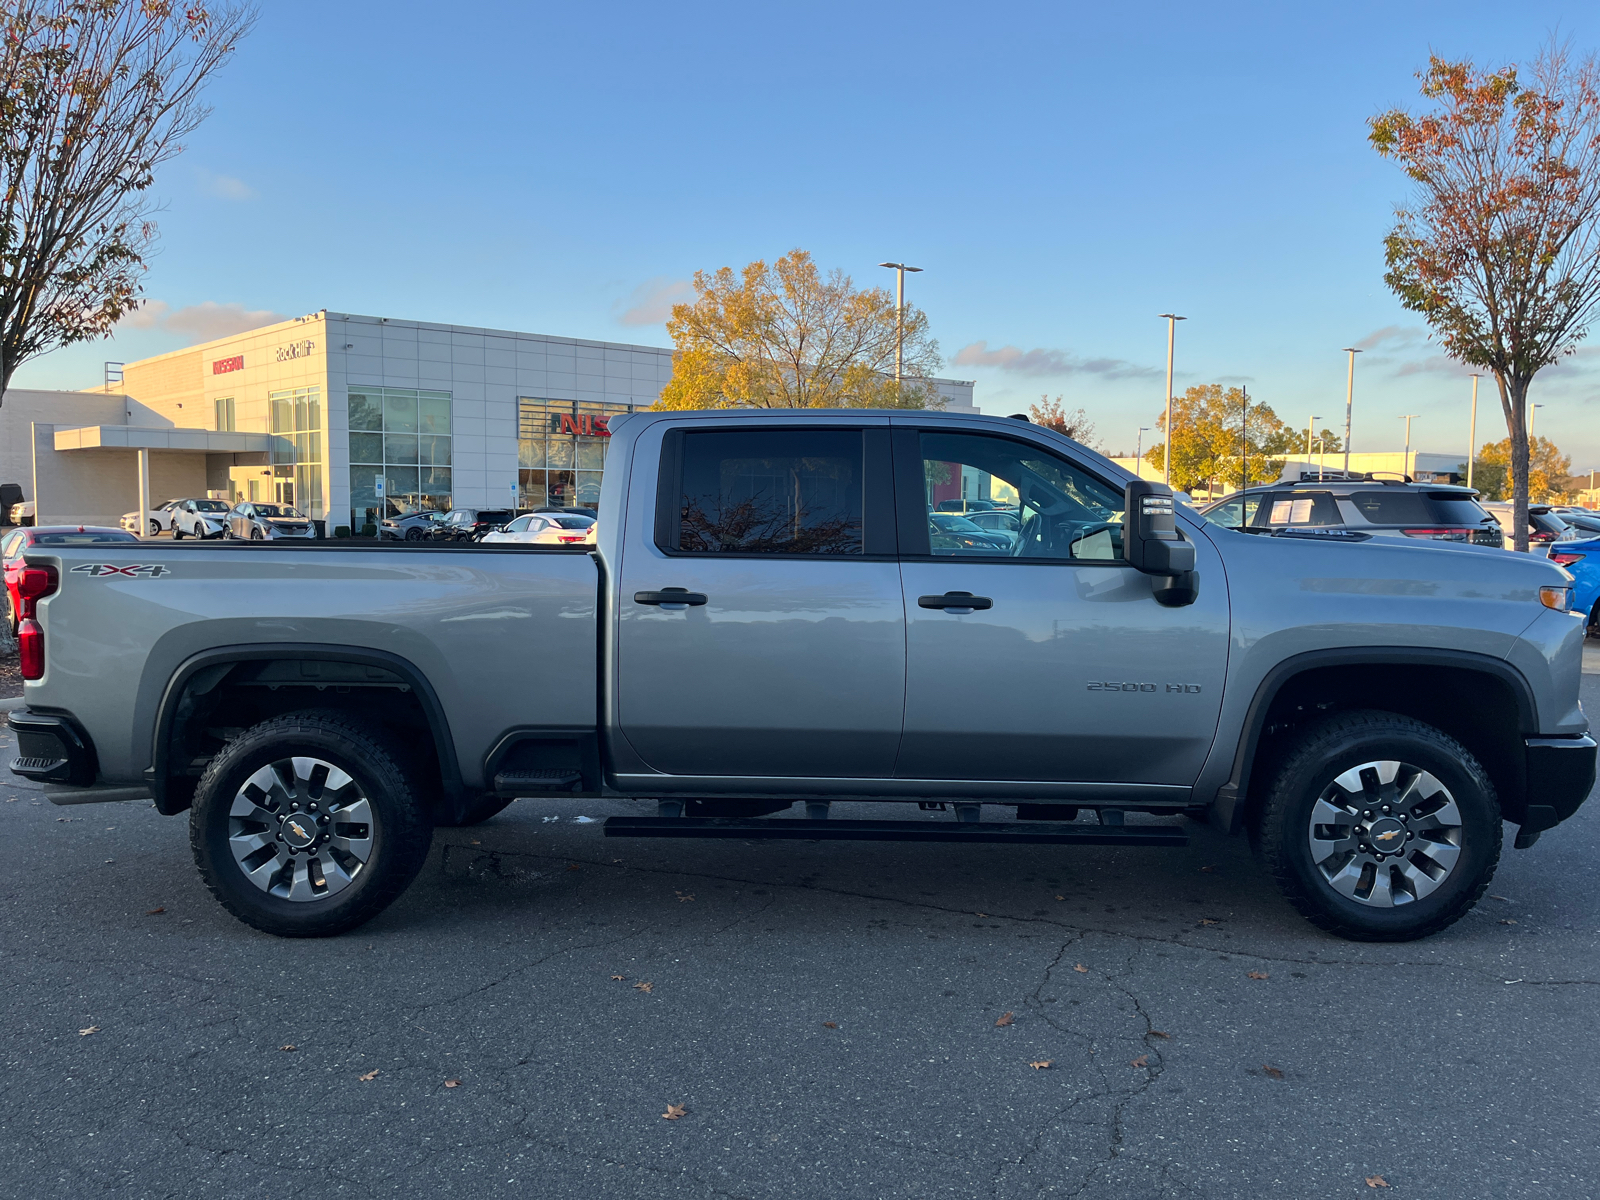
[{"x1": 1553, "y1": 540, "x2": 1600, "y2": 634}]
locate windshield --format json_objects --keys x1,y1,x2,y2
[
  {"x1": 194, "y1": 500, "x2": 228, "y2": 513},
  {"x1": 254, "y1": 505, "x2": 304, "y2": 519}
]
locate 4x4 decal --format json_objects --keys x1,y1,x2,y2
[{"x1": 69, "y1": 563, "x2": 169, "y2": 578}]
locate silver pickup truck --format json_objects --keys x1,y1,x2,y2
[{"x1": 9, "y1": 410, "x2": 1594, "y2": 942}]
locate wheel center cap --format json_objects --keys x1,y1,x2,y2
[
  {"x1": 1367, "y1": 817, "x2": 1407, "y2": 855},
  {"x1": 281, "y1": 813, "x2": 317, "y2": 849}
]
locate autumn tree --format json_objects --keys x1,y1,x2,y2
[
  {"x1": 1143, "y1": 384, "x2": 1293, "y2": 496},
  {"x1": 1028, "y1": 395, "x2": 1100, "y2": 447},
  {"x1": 0, "y1": 0, "x2": 254, "y2": 395},
  {"x1": 660, "y1": 249, "x2": 943, "y2": 409},
  {"x1": 1370, "y1": 47, "x2": 1600, "y2": 549},
  {"x1": 1461, "y1": 435, "x2": 1573, "y2": 502}
]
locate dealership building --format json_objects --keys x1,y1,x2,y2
[{"x1": 0, "y1": 310, "x2": 978, "y2": 533}]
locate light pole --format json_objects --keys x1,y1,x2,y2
[
  {"x1": 1135, "y1": 426, "x2": 1150, "y2": 471},
  {"x1": 1239, "y1": 385, "x2": 1249, "y2": 494},
  {"x1": 1305, "y1": 414, "x2": 1322, "y2": 476},
  {"x1": 1341, "y1": 348, "x2": 1362, "y2": 474},
  {"x1": 1159, "y1": 313, "x2": 1186, "y2": 485},
  {"x1": 1467, "y1": 375, "x2": 1480, "y2": 489},
  {"x1": 1530, "y1": 403, "x2": 1544, "y2": 439},
  {"x1": 1400, "y1": 414, "x2": 1419, "y2": 479},
  {"x1": 878, "y1": 262, "x2": 922, "y2": 389}
]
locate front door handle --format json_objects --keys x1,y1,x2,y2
[
  {"x1": 917, "y1": 591, "x2": 993, "y2": 612},
  {"x1": 634, "y1": 587, "x2": 708, "y2": 608}
]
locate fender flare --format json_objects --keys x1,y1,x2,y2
[
  {"x1": 147, "y1": 643, "x2": 462, "y2": 815},
  {"x1": 1212, "y1": 646, "x2": 1537, "y2": 832}
]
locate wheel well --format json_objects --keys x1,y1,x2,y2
[
  {"x1": 1245, "y1": 663, "x2": 1527, "y2": 825},
  {"x1": 157, "y1": 656, "x2": 448, "y2": 815}
]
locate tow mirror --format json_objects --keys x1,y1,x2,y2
[{"x1": 1123, "y1": 481, "x2": 1199, "y2": 607}]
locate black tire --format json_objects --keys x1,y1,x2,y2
[
  {"x1": 189, "y1": 712, "x2": 433, "y2": 937},
  {"x1": 251, "y1": 528, "x2": 264, "y2": 541},
  {"x1": 148, "y1": 519, "x2": 160, "y2": 537},
  {"x1": 1253, "y1": 709, "x2": 1501, "y2": 942},
  {"x1": 434, "y1": 795, "x2": 516, "y2": 827},
  {"x1": 404, "y1": 526, "x2": 425, "y2": 542},
  {"x1": 172, "y1": 525, "x2": 185, "y2": 540}
]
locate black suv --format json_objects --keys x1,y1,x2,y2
[
  {"x1": 435, "y1": 508, "x2": 515, "y2": 542},
  {"x1": 1199, "y1": 479, "x2": 1503, "y2": 548}
]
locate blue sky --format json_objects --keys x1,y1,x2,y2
[{"x1": 15, "y1": 0, "x2": 1600, "y2": 470}]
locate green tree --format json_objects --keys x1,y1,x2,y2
[
  {"x1": 0, "y1": 1, "x2": 255, "y2": 394},
  {"x1": 660, "y1": 249, "x2": 942, "y2": 409},
  {"x1": 1370, "y1": 47, "x2": 1600, "y2": 549},
  {"x1": 1143, "y1": 385, "x2": 1293, "y2": 496}
]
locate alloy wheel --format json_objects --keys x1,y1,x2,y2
[
  {"x1": 1306, "y1": 759, "x2": 1463, "y2": 906},
  {"x1": 227, "y1": 757, "x2": 376, "y2": 902}
]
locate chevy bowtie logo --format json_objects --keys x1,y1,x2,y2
[
  {"x1": 288, "y1": 820, "x2": 309, "y2": 840},
  {"x1": 1375, "y1": 828, "x2": 1403, "y2": 844}
]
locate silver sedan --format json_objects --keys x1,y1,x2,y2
[{"x1": 225, "y1": 502, "x2": 319, "y2": 541}]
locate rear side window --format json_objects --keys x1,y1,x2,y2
[
  {"x1": 1348, "y1": 491, "x2": 1491, "y2": 526},
  {"x1": 668, "y1": 429, "x2": 865, "y2": 555},
  {"x1": 1257, "y1": 492, "x2": 1340, "y2": 527}
]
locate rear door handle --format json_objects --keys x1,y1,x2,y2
[
  {"x1": 917, "y1": 591, "x2": 993, "y2": 612},
  {"x1": 634, "y1": 588, "x2": 708, "y2": 608}
]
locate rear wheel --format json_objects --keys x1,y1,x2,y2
[
  {"x1": 1254, "y1": 710, "x2": 1500, "y2": 941},
  {"x1": 189, "y1": 712, "x2": 433, "y2": 937},
  {"x1": 404, "y1": 526, "x2": 425, "y2": 541}
]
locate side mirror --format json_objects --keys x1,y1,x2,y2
[{"x1": 1123, "y1": 481, "x2": 1199, "y2": 607}]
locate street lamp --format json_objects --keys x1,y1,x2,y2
[
  {"x1": 1305, "y1": 414, "x2": 1322, "y2": 462},
  {"x1": 1530, "y1": 403, "x2": 1545, "y2": 439},
  {"x1": 879, "y1": 262, "x2": 923, "y2": 388},
  {"x1": 1341, "y1": 348, "x2": 1362, "y2": 474},
  {"x1": 1159, "y1": 314, "x2": 1187, "y2": 485},
  {"x1": 1399, "y1": 414, "x2": 1419, "y2": 479},
  {"x1": 1135, "y1": 426, "x2": 1151, "y2": 470},
  {"x1": 1467, "y1": 375, "x2": 1480, "y2": 489}
]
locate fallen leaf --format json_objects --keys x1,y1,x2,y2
[
  {"x1": 1365, "y1": 1176, "x2": 1389, "y2": 1189},
  {"x1": 1130, "y1": 1054, "x2": 1149, "y2": 1068},
  {"x1": 676, "y1": 891, "x2": 695, "y2": 902},
  {"x1": 995, "y1": 1012, "x2": 1014, "y2": 1027},
  {"x1": 1247, "y1": 971, "x2": 1269, "y2": 980},
  {"x1": 78, "y1": 1026, "x2": 99, "y2": 1037},
  {"x1": 1200, "y1": 865, "x2": 1217, "y2": 873},
  {"x1": 359, "y1": 1069, "x2": 379, "y2": 1082},
  {"x1": 1029, "y1": 1060, "x2": 1053, "y2": 1070},
  {"x1": 1500, "y1": 919, "x2": 1518, "y2": 925},
  {"x1": 1149, "y1": 1030, "x2": 1171, "y2": 1039},
  {"x1": 1262, "y1": 1064, "x2": 1284, "y2": 1080},
  {"x1": 634, "y1": 981, "x2": 654, "y2": 994},
  {"x1": 470, "y1": 839, "x2": 481, "y2": 845},
  {"x1": 662, "y1": 1103, "x2": 687, "y2": 1120},
  {"x1": 610, "y1": 975, "x2": 627, "y2": 981},
  {"x1": 1073, "y1": 963, "x2": 1088, "y2": 974},
  {"x1": 975, "y1": 912, "x2": 988, "y2": 917},
  {"x1": 566, "y1": 863, "x2": 581, "y2": 871},
  {"x1": 279, "y1": 1044, "x2": 296, "y2": 1052},
  {"x1": 145, "y1": 907, "x2": 166, "y2": 915},
  {"x1": 1198, "y1": 918, "x2": 1220, "y2": 927},
  {"x1": 1491, "y1": 894, "x2": 1510, "y2": 901},
  {"x1": 822, "y1": 1022, "x2": 837, "y2": 1029},
  {"x1": 444, "y1": 1079, "x2": 460, "y2": 1088},
  {"x1": 1054, "y1": 895, "x2": 1065, "y2": 901}
]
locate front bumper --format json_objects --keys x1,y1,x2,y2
[{"x1": 1517, "y1": 733, "x2": 1598, "y2": 846}]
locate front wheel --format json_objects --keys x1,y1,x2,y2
[
  {"x1": 1254, "y1": 710, "x2": 1501, "y2": 942},
  {"x1": 189, "y1": 712, "x2": 434, "y2": 937},
  {"x1": 148, "y1": 519, "x2": 160, "y2": 537},
  {"x1": 172, "y1": 525, "x2": 185, "y2": 540}
]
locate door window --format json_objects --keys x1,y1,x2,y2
[
  {"x1": 667, "y1": 429, "x2": 865, "y2": 555},
  {"x1": 914, "y1": 432, "x2": 1124, "y2": 560},
  {"x1": 503, "y1": 515, "x2": 533, "y2": 533},
  {"x1": 1202, "y1": 493, "x2": 1267, "y2": 530}
]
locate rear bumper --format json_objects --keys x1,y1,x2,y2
[
  {"x1": 8, "y1": 708, "x2": 97, "y2": 786},
  {"x1": 1518, "y1": 733, "x2": 1597, "y2": 844}
]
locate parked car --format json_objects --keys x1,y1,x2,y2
[
  {"x1": 2, "y1": 525, "x2": 136, "y2": 631},
  {"x1": 380, "y1": 510, "x2": 449, "y2": 541},
  {"x1": 225, "y1": 502, "x2": 318, "y2": 541},
  {"x1": 1551, "y1": 510, "x2": 1600, "y2": 539},
  {"x1": 10, "y1": 409, "x2": 1593, "y2": 946},
  {"x1": 481, "y1": 513, "x2": 597, "y2": 546},
  {"x1": 434, "y1": 507, "x2": 515, "y2": 541},
  {"x1": 10, "y1": 500, "x2": 35, "y2": 527},
  {"x1": 934, "y1": 499, "x2": 1003, "y2": 514},
  {"x1": 1480, "y1": 502, "x2": 1574, "y2": 551},
  {"x1": 170, "y1": 498, "x2": 231, "y2": 539},
  {"x1": 534, "y1": 505, "x2": 598, "y2": 519},
  {"x1": 121, "y1": 500, "x2": 181, "y2": 537},
  {"x1": 1200, "y1": 480, "x2": 1503, "y2": 548},
  {"x1": 927, "y1": 511, "x2": 1014, "y2": 553},
  {"x1": 961, "y1": 509, "x2": 1023, "y2": 547}
]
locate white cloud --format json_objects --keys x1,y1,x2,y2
[
  {"x1": 195, "y1": 168, "x2": 256, "y2": 201},
  {"x1": 617, "y1": 277, "x2": 694, "y2": 326},
  {"x1": 120, "y1": 300, "x2": 288, "y2": 344},
  {"x1": 953, "y1": 340, "x2": 1158, "y2": 380}
]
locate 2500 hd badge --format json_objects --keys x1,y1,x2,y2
[{"x1": 1086, "y1": 681, "x2": 1203, "y2": 693}]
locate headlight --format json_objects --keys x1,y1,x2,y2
[{"x1": 1539, "y1": 585, "x2": 1572, "y2": 612}]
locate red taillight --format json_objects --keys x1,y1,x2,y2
[
  {"x1": 18, "y1": 618, "x2": 43, "y2": 679},
  {"x1": 1551, "y1": 551, "x2": 1587, "y2": 567},
  {"x1": 558, "y1": 534, "x2": 586, "y2": 543},
  {"x1": 16, "y1": 564, "x2": 57, "y2": 618},
  {"x1": 1401, "y1": 528, "x2": 1471, "y2": 541}
]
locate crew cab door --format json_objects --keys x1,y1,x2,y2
[
  {"x1": 614, "y1": 421, "x2": 905, "y2": 782},
  {"x1": 892, "y1": 425, "x2": 1229, "y2": 791}
]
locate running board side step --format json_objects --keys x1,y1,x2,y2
[{"x1": 602, "y1": 817, "x2": 1188, "y2": 846}]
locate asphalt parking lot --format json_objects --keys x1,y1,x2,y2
[{"x1": 3, "y1": 656, "x2": 1598, "y2": 1200}]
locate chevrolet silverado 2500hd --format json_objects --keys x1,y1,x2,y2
[{"x1": 9, "y1": 409, "x2": 1594, "y2": 941}]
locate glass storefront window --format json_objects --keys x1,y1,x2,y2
[
  {"x1": 269, "y1": 386, "x2": 323, "y2": 520},
  {"x1": 347, "y1": 386, "x2": 453, "y2": 533}
]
